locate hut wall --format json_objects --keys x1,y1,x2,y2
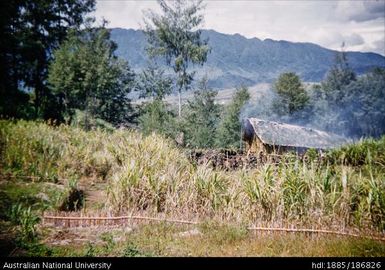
[{"x1": 247, "y1": 137, "x2": 267, "y2": 154}]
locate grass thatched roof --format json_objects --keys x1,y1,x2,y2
[{"x1": 243, "y1": 118, "x2": 348, "y2": 149}]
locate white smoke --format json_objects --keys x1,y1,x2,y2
[{"x1": 239, "y1": 83, "x2": 355, "y2": 139}]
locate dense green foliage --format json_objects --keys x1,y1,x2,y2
[
  {"x1": 138, "y1": 100, "x2": 177, "y2": 138},
  {"x1": 272, "y1": 72, "x2": 309, "y2": 116},
  {"x1": 136, "y1": 60, "x2": 178, "y2": 139},
  {"x1": 308, "y1": 49, "x2": 358, "y2": 135},
  {"x1": 349, "y1": 68, "x2": 385, "y2": 138},
  {"x1": 322, "y1": 47, "x2": 357, "y2": 95},
  {"x1": 0, "y1": 0, "x2": 95, "y2": 119},
  {"x1": 136, "y1": 63, "x2": 173, "y2": 101},
  {"x1": 182, "y1": 78, "x2": 220, "y2": 148},
  {"x1": 215, "y1": 86, "x2": 250, "y2": 149},
  {"x1": 265, "y1": 50, "x2": 385, "y2": 140},
  {"x1": 308, "y1": 54, "x2": 385, "y2": 138},
  {"x1": 48, "y1": 26, "x2": 135, "y2": 127},
  {"x1": 144, "y1": 0, "x2": 210, "y2": 117}
]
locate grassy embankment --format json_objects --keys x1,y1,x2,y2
[{"x1": 0, "y1": 120, "x2": 384, "y2": 256}]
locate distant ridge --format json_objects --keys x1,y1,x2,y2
[{"x1": 110, "y1": 28, "x2": 385, "y2": 89}]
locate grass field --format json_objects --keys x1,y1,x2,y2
[{"x1": 0, "y1": 120, "x2": 384, "y2": 256}]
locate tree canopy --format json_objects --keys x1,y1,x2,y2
[
  {"x1": 183, "y1": 78, "x2": 220, "y2": 148},
  {"x1": 216, "y1": 86, "x2": 250, "y2": 149},
  {"x1": 144, "y1": 0, "x2": 210, "y2": 117},
  {"x1": 0, "y1": 0, "x2": 95, "y2": 119},
  {"x1": 48, "y1": 26, "x2": 135, "y2": 127},
  {"x1": 306, "y1": 50, "x2": 384, "y2": 138},
  {"x1": 136, "y1": 63, "x2": 173, "y2": 101},
  {"x1": 272, "y1": 72, "x2": 309, "y2": 116}
]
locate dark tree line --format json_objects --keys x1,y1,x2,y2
[{"x1": 0, "y1": 0, "x2": 95, "y2": 120}]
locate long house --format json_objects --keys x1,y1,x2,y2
[{"x1": 242, "y1": 118, "x2": 349, "y2": 154}]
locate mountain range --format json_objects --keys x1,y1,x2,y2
[{"x1": 110, "y1": 28, "x2": 385, "y2": 89}]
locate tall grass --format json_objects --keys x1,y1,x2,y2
[
  {"x1": 0, "y1": 120, "x2": 116, "y2": 182},
  {"x1": 1, "y1": 120, "x2": 384, "y2": 231},
  {"x1": 326, "y1": 136, "x2": 385, "y2": 167}
]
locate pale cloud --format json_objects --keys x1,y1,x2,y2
[
  {"x1": 370, "y1": 36, "x2": 385, "y2": 55},
  {"x1": 336, "y1": 1, "x2": 385, "y2": 22},
  {"x1": 94, "y1": 0, "x2": 385, "y2": 55},
  {"x1": 345, "y1": 33, "x2": 365, "y2": 46}
]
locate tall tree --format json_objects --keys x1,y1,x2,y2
[
  {"x1": 309, "y1": 45, "x2": 357, "y2": 135},
  {"x1": 48, "y1": 26, "x2": 135, "y2": 127},
  {"x1": 136, "y1": 62, "x2": 173, "y2": 101},
  {"x1": 216, "y1": 86, "x2": 250, "y2": 149},
  {"x1": 138, "y1": 100, "x2": 177, "y2": 138},
  {"x1": 0, "y1": 1, "x2": 27, "y2": 118},
  {"x1": 321, "y1": 43, "x2": 356, "y2": 102},
  {"x1": 144, "y1": 0, "x2": 210, "y2": 117},
  {"x1": 272, "y1": 72, "x2": 309, "y2": 116},
  {"x1": 0, "y1": 0, "x2": 95, "y2": 119},
  {"x1": 183, "y1": 77, "x2": 220, "y2": 148},
  {"x1": 136, "y1": 62, "x2": 176, "y2": 138},
  {"x1": 340, "y1": 67, "x2": 385, "y2": 138}
]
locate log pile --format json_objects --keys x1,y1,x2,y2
[
  {"x1": 187, "y1": 149, "x2": 272, "y2": 170},
  {"x1": 187, "y1": 149, "x2": 324, "y2": 170}
]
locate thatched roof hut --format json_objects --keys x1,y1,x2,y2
[{"x1": 242, "y1": 118, "x2": 348, "y2": 154}]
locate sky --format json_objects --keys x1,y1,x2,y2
[{"x1": 94, "y1": 0, "x2": 385, "y2": 56}]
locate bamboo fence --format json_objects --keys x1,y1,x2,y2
[{"x1": 42, "y1": 212, "x2": 385, "y2": 242}]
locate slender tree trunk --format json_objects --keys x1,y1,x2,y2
[
  {"x1": 239, "y1": 124, "x2": 243, "y2": 151},
  {"x1": 84, "y1": 92, "x2": 90, "y2": 130},
  {"x1": 178, "y1": 90, "x2": 181, "y2": 118},
  {"x1": 34, "y1": 79, "x2": 41, "y2": 119}
]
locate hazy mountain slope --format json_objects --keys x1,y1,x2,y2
[{"x1": 110, "y1": 28, "x2": 385, "y2": 89}]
